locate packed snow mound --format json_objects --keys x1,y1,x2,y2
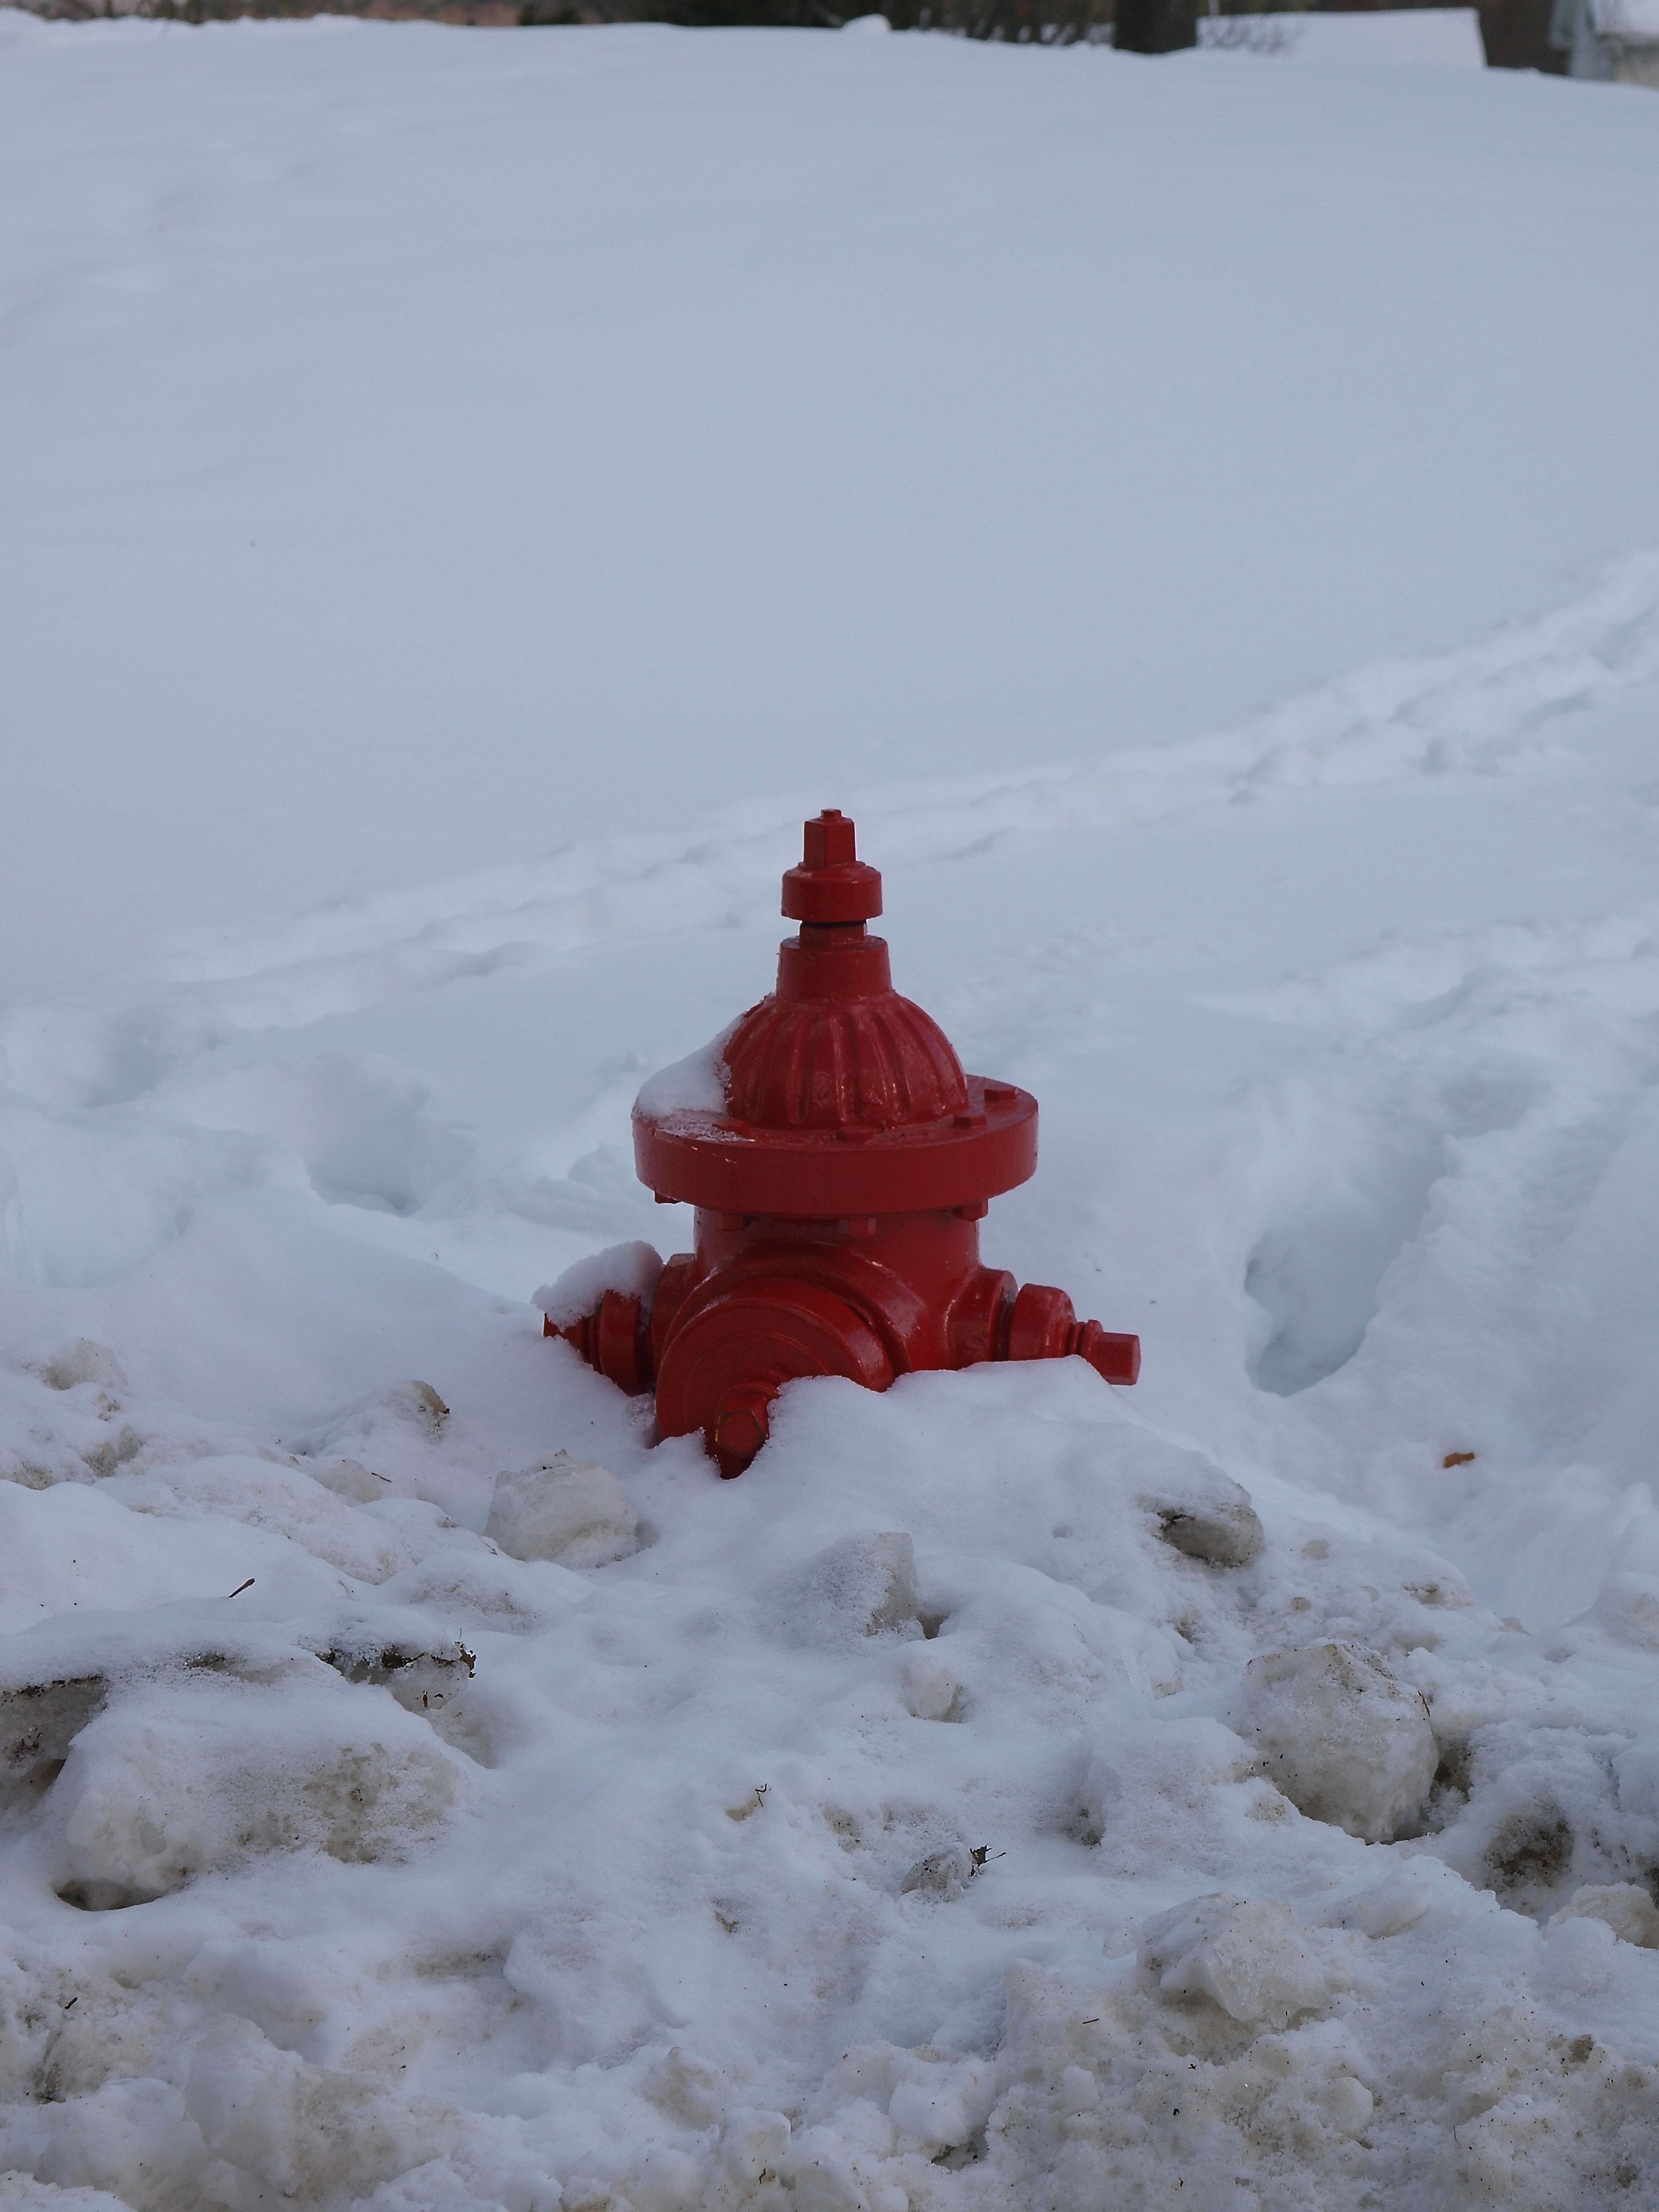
[
  {"x1": 1142, "y1": 1451, "x2": 1265, "y2": 1566},
  {"x1": 308, "y1": 1455, "x2": 392, "y2": 1504},
  {"x1": 1551, "y1": 1882, "x2": 1659, "y2": 1948},
  {"x1": 0, "y1": 1480, "x2": 358, "y2": 1635},
  {"x1": 768, "y1": 1528, "x2": 924, "y2": 1647},
  {"x1": 1137, "y1": 1892, "x2": 1349, "y2": 2026},
  {"x1": 1232, "y1": 1640, "x2": 1440, "y2": 1842},
  {"x1": 1594, "y1": 1569, "x2": 1659, "y2": 1651},
  {"x1": 101, "y1": 1454, "x2": 417, "y2": 1582},
  {"x1": 484, "y1": 1453, "x2": 640, "y2": 1566},
  {"x1": 900, "y1": 1842, "x2": 980, "y2": 1900},
  {"x1": 0, "y1": 2184, "x2": 136, "y2": 2212},
  {"x1": 25, "y1": 1340, "x2": 129, "y2": 1397},
  {"x1": 900, "y1": 1645, "x2": 962, "y2": 1720},
  {"x1": 1081, "y1": 1712, "x2": 1281, "y2": 1867},
  {"x1": 377, "y1": 1546, "x2": 587, "y2": 1631},
  {"x1": 45, "y1": 1672, "x2": 469, "y2": 1907}
]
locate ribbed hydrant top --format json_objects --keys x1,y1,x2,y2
[{"x1": 632, "y1": 810, "x2": 1037, "y2": 1218}]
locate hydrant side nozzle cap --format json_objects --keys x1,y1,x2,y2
[{"x1": 782, "y1": 808, "x2": 883, "y2": 925}]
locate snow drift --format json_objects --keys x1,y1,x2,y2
[{"x1": 3, "y1": 13, "x2": 1659, "y2": 2211}]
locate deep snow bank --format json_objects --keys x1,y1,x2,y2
[{"x1": 4, "y1": 16, "x2": 1659, "y2": 2212}]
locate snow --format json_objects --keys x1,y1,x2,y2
[
  {"x1": 1195, "y1": 8, "x2": 1487, "y2": 63},
  {"x1": 533, "y1": 1243, "x2": 668, "y2": 1330},
  {"x1": 2, "y1": 13, "x2": 1659, "y2": 2211},
  {"x1": 635, "y1": 1041, "x2": 735, "y2": 1128},
  {"x1": 484, "y1": 1454, "x2": 641, "y2": 1567},
  {"x1": 1230, "y1": 1641, "x2": 1439, "y2": 1843},
  {"x1": 1593, "y1": 0, "x2": 1659, "y2": 37}
]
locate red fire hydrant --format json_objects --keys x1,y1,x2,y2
[{"x1": 547, "y1": 810, "x2": 1139, "y2": 1475}]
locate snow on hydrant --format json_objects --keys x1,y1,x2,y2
[{"x1": 543, "y1": 809, "x2": 1140, "y2": 1475}]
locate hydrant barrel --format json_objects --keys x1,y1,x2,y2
[{"x1": 546, "y1": 811, "x2": 1140, "y2": 1473}]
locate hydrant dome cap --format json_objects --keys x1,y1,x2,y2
[{"x1": 632, "y1": 807, "x2": 1040, "y2": 1210}]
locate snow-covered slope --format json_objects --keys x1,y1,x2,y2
[{"x1": 4, "y1": 16, "x2": 1659, "y2": 2212}]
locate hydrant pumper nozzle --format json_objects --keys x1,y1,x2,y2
[{"x1": 546, "y1": 809, "x2": 1140, "y2": 1476}]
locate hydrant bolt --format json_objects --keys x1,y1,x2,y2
[{"x1": 544, "y1": 811, "x2": 1140, "y2": 1473}]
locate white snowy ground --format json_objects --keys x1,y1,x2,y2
[{"x1": 4, "y1": 15, "x2": 1659, "y2": 2212}]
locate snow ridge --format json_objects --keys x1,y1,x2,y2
[{"x1": 6, "y1": 552, "x2": 1652, "y2": 1115}]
